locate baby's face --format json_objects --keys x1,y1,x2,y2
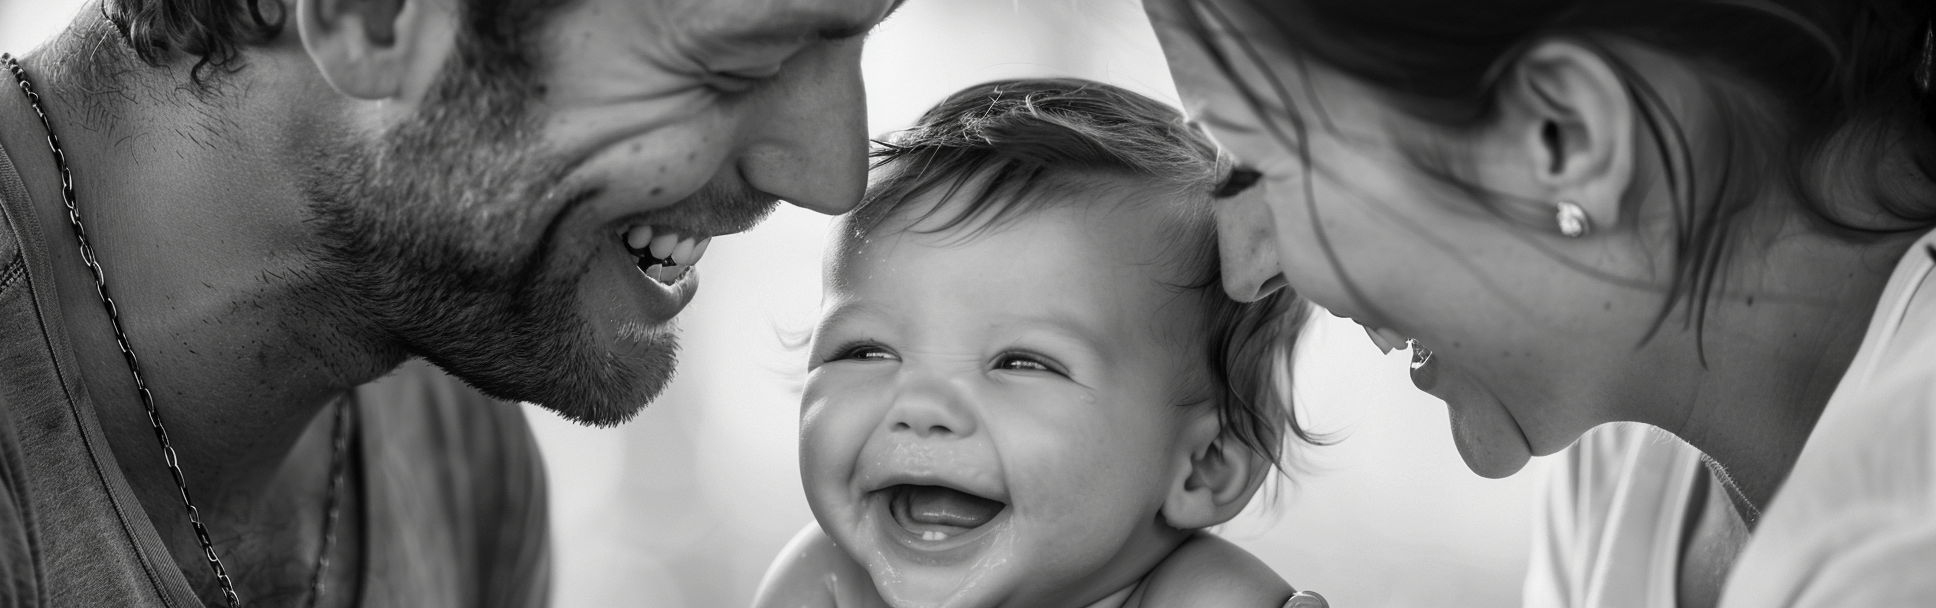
[{"x1": 802, "y1": 189, "x2": 1212, "y2": 608}]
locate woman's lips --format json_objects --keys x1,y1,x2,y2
[{"x1": 1409, "y1": 339, "x2": 1438, "y2": 391}]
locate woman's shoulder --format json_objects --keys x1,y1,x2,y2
[{"x1": 1136, "y1": 532, "x2": 1305, "y2": 608}]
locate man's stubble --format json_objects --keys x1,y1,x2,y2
[{"x1": 299, "y1": 38, "x2": 678, "y2": 427}]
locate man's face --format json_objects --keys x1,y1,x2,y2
[{"x1": 305, "y1": 0, "x2": 902, "y2": 425}]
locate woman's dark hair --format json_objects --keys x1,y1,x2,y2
[
  {"x1": 104, "y1": 0, "x2": 571, "y2": 88},
  {"x1": 1167, "y1": 0, "x2": 1936, "y2": 344},
  {"x1": 841, "y1": 78, "x2": 1327, "y2": 478}
]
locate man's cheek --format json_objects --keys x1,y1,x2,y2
[{"x1": 552, "y1": 120, "x2": 739, "y2": 211}]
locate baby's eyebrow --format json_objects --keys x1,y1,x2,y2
[
  {"x1": 813, "y1": 300, "x2": 878, "y2": 337},
  {"x1": 998, "y1": 312, "x2": 1114, "y2": 358}
]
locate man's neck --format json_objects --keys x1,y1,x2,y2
[{"x1": 11, "y1": 13, "x2": 400, "y2": 536}]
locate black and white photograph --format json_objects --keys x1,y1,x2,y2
[{"x1": 1, "y1": 0, "x2": 1931, "y2": 606}]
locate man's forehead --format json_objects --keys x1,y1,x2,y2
[{"x1": 671, "y1": 0, "x2": 909, "y2": 45}]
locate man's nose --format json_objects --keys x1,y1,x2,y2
[
  {"x1": 735, "y1": 43, "x2": 869, "y2": 215},
  {"x1": 884, "y1": 375, "x2": 979, "y2": 439}
]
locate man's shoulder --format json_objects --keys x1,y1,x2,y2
[{"x1": 0, "y1": 137, "x2": 28, "y2": 297}]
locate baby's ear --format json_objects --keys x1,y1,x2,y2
[{"x1": 1161, "y1": 408, "x2": 1271, "y2": 530}]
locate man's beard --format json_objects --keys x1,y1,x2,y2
[{"x1": 299, "y1": 51, "x2": 682, "y2": 427}]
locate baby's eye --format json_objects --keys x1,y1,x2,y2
[
  {"x1": 1212, "y1": 166, "x2": 1262, "y2": 199},
  {"x1": 993, "y1": 352, "x2": 1066, "y2": 376},
  {"x1": 831, "y1": 342, "x2": 898, "y2": 363}
]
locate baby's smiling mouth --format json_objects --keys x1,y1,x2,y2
[{"x1": 887, "y1": 484, "x2": 1007, "y2": 542}]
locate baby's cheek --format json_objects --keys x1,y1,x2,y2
[{"x1": 1005, "y1": 423, "x2": 1150, "y2": 537}]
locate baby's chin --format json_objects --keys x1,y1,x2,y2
[
  {"x1": 866, "y1": 559, "x2": 1015, "y2": 608},
  {"x1": 854, "y1": 523, "x2": 1027, "y2": 608}
]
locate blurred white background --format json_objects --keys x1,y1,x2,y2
[{"x1": 0, "y1": 1, "x2": 1542, "y2": 606}]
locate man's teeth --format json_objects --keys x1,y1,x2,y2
[
  {"x1": 625, "y1": 225, "x2": 654, "y2": 250},
  {"x1": 648, "y1": 232, "x2": 678, "y2": 260},
  {"x1": 623, "y1": 224, "x2": 712, "y2": 268}
]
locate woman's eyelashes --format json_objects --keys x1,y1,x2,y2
[{"x1": 1212, "y1": 165, "x2": 1263, "y2": 198}]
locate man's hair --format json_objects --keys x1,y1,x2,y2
[
  {"x1": 842, "y1": 78, "x2": 1325, "y2": 477},
  {"x1": 104, "y1": 0, "x2": 572, "y2": 87}
]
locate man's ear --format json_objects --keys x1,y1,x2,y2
[
  {"x1": 296, "y1": 0, "x2": 455, "y2": 100},
  {"x1": 1497, "y1": 39, "x2": 1636, "y2": 232},
  {"x1": 1161, "y1": 409, "x2": 1270, "y2": 530}
]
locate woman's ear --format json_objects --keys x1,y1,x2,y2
[
  {"x1": 296, "y1": 0, "x2": 457, "y2": 100},
  {"x1": 1161, "y1": 410, "x2": 1270, "y2": 530},
  {"x1": 1496, "y1": 39, "x2": 1636, "y2": 232}
]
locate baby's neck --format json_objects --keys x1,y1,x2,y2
[{"x1": 1078, "y1": 580, "x2": 1146, "y2": 608}]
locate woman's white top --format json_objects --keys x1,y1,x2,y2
[
  {"x1": 1524, "y1": 422, "x2": 1707, "y2": 607},
  {"x1": 1720, "y1": 229, "x2": 1936, "y2": 605},
  {"x1": 1525, "y1": 228, "x2": 1936, "y2": 607}
]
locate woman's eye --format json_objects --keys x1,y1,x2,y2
[{"x1": 1212, "y1": 166, "x2": 1262, "y2": 199}]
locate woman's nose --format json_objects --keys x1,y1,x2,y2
[
  {"x1": 885, "y1": 377, "x2": 979, "y2": 438},
  {"x1": 1215, "y1": 187, "x2": 1287, "y2": 302}
]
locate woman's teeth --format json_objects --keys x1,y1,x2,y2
[
  {"x1": 1410, "y1": 339, "x2": 1434, "y2": 369},
  {"x1": 1363, "y1": 325, "x2": 1410, "y2": 354},
  {"x1": 623, "y1": 225, "x2": 712, "y2": 285}
]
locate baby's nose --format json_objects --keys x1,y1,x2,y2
[{"x1": 885, "y1": 381, "x2": 979, "y2": 438}]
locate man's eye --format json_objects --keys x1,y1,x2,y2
[
  {"x1": 1212, "y1": 166, "x2": 1262, "y2": 198},
  {"x1": 703, "y1": 65, "x2": 783, "y2": 94}
]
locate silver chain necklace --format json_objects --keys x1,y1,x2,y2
[{"x1": 2, "y1": 53, "x2": 353, "y2": 608}]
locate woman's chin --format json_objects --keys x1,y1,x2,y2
[
  {"x1": 1433, "y1": 368, "x2": 1535, "y2": 479},
  {"x1": 1451, "y1": 426, "x2": 1533, "y2": 479}
]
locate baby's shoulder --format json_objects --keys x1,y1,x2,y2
[
  {"x1": 1137, "y1": 533, "x2": 1316, "y2": 608},
  {"x1": 751, "y1": 523, "x2": 891, "y2": 608}
]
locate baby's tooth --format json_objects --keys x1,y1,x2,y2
[
  {"x1": 671, "y1": 238, "x2": 696, "y2": 267},
  {"x1": 920, "y1": 531, "x2": 948, "y2": 542},
  {"x1": 625, "y1": 225, "x2": 654, "y2": 250},
  {"x1": 648, "y1": 232, "x2": 678, "y2": 260},
  {"x1": 691, "y1": 237, "x2": 711, "y2": 265}
]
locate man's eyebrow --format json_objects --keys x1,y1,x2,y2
[
  {"x1": 708, "y1": 0, "x2": 917, "y2": 46},
  {"x1": 712, "y1": 0, "x2": 912, "y2": 45}
]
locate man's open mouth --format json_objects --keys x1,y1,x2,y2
[
  {"x1": 885, "y1": 484, "x2": 1008, "y2": 542},
  {"x1": 623, "y1": 224, "x2": 710, "y2": 285}
]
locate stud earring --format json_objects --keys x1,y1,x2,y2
[{"x1": 1555, "y1": 200, "x2": 1590, "y2": 238}]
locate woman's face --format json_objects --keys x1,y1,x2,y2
[{"x1": 1145, "y1": 0, "x2": 1695, "y2": 478}]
